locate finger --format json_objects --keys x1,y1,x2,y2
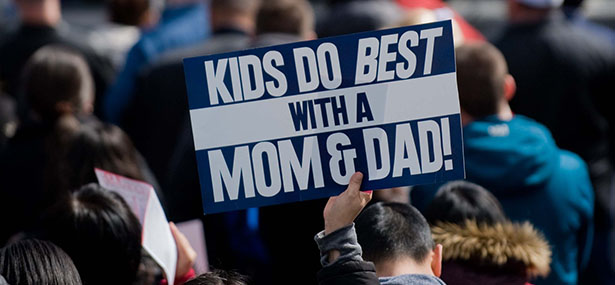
[{"x1": 346, "y1": 172, "x2": 363, "y2": 194}]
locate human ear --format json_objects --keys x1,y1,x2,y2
[
  {"x1": 504, "y1": 74, "x2": 516, "y2": 102},
  {"x1": 431, "y1": 244, "x2": 443, "y2": 277}
]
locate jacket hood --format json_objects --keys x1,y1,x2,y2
[
  {"x1": 432, "y1": 220, "x2": 551, "y2": 278},
  {"x1": 462, "y1": 115, "x2": 559, "y2": 194}
]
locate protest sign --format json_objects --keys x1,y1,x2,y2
[
  {"x1": 95, "y1": 169, "x2": 177, "y2": 284},
  {"x1": 183, "y1": 20, "x2": 464, "y2": 215}
]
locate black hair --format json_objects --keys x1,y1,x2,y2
[
  {"x1": 185, "y1": 269, "x2": 248, "y2": 285},
  {"x1": 425, "y1": 180, "x2": 507, "y2": 225},
  {"x1": 21, "y1": 45, "x2": 93, "y2": 122},
  {"x1": 355, "y1": 202, "x2": 435, "y2": 264},
  {"x1": 43, "y1": 183, "x2": 142, "y2": 285},
  {"x1": 455, "y1": 42, "x2": 508, "y2": 119},
  {"x1": 0, "y1": 239, "x2": 82, "y2": 285}
]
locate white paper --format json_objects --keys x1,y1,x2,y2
[{"x1": 95, "y1": 168, "x2": 177, "y2": 284}]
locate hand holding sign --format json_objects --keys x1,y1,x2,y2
[{"x1": 323, "y1": 172, "x2": 372, "y2": 236}]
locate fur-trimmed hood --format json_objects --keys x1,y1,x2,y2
[{"x1": 432, "y1": 220, "x2": 551, "y2": 278}]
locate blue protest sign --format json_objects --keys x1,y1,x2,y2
[{"x1": 183, "y1": 20, "x2": 464, "y2": 214}]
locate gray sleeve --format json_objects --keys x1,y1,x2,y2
[{"x1": 314, "y1": 223, "x2": 364, "y2": 267}]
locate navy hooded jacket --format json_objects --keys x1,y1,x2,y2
[{"x1": 411, "y1": 115, "x2": 594, "y2": 285}]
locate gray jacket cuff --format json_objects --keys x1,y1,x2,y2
[{"x1": 314, "y1": 223, "x2": 364, "y2": 267}]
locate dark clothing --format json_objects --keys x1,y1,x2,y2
[
  {"x1": 0, "y1": 115, "x2": 161, "y2": 245},
  {"x1": 0, "y1": 23, "x2": 114, "y2": 118},
  {"x1": 317, "y1": 260, "x2": 379, "y2": 285},
  {"x1": 495, "y1": 13, "x2": 615, "y2": 227},
  {"x1": 0, "y1": 120, "x2": 53, "y2": 245},
  {"x1": 496, "y1": 14, "x2": 615, "y2": 285},
  {"x1": 124, "y1": 32, "x2": 250, "y2": 190},
  {"x1": 412, "y1": 115, "x2": 594, "y2": 285}
]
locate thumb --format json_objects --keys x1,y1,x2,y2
[{"x1": 347, "y1": 172, "x2": 364, "y2": 194}]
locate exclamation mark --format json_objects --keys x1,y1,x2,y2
[{"x1": 441, "y1": 118, "x2": 453, "y2": 170}]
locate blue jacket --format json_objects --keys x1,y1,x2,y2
[
  {"x1": 412, "y1": 115, "x2": 594, "y2": 285},
  {"x1": 103, "y1": 3, "x2": 210, "y2": 124}
]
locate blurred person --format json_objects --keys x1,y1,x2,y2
[
  {"x1": 124, "y1": 0, "x2": 262, "y2": 279},
  {"x1": 252, "y1": 0, "x2": 316, "y2": 46},
  {"x1": 42, "y1": 183, "x2": 143, "y2": 285},
  {"x1": 102, "y1": 0, "x2": 210, "y2": 124},
  {"x1": 246, "y1": 1, "x2": 329, "y2": 283},
  {"x1": 396, "y1": 0, "x2": 484, "y2": 42},
  {"x1": 0, "y1": 0, "x2": 114, "y2": 117},
  {"x1": 411, "y1": 42, "x2": 594, "y2": 285},
  {"x1": 425, "y1": 181, "x2": 551, "y2": 285},
  {"x1": 45, "y1": 118, "x2": 164, "y2": 207},
  {"x1": 0, "y1": 275, "x2": 6, "y2": 285},
  {"x1": 496, "y1": 1, "x2": 615, "y2": 283},
  {"x1": 184, "y1": 270, "x2": 248, "y2": 285},
  {"x1": 125, "y1": 0, "x2": 259, "y2": 207},
  {"x1": 317, "y1": 0, "x2": 402, "y2": 37},
  {"x1": 42, "y1": 183, "x2": 197, "y2": 285},
  {"x1": 314, "y1": 172, "x2": 446, "y2": 285},
  {"x1": 0, "y1": 239, "x2": 82, "y2": 285},
  {"x1": 0, "y1": 45, "x2": 95, "y2": 245}
]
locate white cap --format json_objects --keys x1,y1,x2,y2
[{"x1": 515, "y1": 0, "x2": 564, "y2": 8}]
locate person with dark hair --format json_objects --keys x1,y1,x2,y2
[
  {"x1": 315, "y1": 172, "x2": 444, "y2": 284},
  {"x1": 123, "y1": 0, "x2": 264, "y2": 280},
  {"x1": 184, "y1": 270, "x2": 248, "y2": 285},
  {"x1": 0, "y1": 45, "x2": 96, "y2": 245},
  {"x1": 0, "y1": 239, "x2": 82, "y2": 285},
  {"x1": 21, "y1": 45, "x2": 95, "y2": 121},
  {"x1": 497, "y1": 1, "x2": 615, "y2": 283},
  {"x1": 252, "y1": 1, "x2": 323, "y2": 283},
  {"x1": 426, "y1": 181, "x2": 552, "y2": 285},
  {"x1": 42, "y1": 183, "x2": 198, "y2": 285},
  {"x1": 411, "y1": 42, "x2": 594, "y2": 285},
  {"x1": 354, "y1": 202, "x2": 443, "y2": 284},
  {"x1": 42, "y1": 183, "x2": 143, "y2": 285},
  {"x1": 252, "y1": 0, "x2": 315, "y2": 47},
  {"x1": 47, "y1": 118, "x2": 162, "y2": 204},
  {"x1": 424, "y1": 181, "x2": 506, "y2": 226},
  {"x1": 0, "y1": 0, "x2": 113, "y2": 117}
]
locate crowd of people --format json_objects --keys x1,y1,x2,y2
[{"x1": 0, "y1": 0, "x2": 613, "y2": 284}]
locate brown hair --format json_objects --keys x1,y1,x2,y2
[
  {"x1": 455, "y1": 42, "x2": 508, "y2": 118},
  {"x1": 256, "y1": 0, "x2": 313, "y2": 36},
  {"x1": 21, "y1": 45, "x2": 93, "y2": 122}
]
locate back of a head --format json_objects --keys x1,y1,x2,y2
[
  {"x1": 61, "y1": 120, "x2": 144, "y2": 191},
  {"x1": 21, "y1": 45, "x2": 94, "y2": 122},
  {"x1": 455, "y1": 42, "x2": 508, "y2": 119},
  {"x1": 108, "y1": 0, "x2": 154, "y2": 26},
  {"x1": 425, "y1": 181, "x2": 507, "y2": 225},
  {"x1": 43, "y1": 183, "x2": 142, "y2": 285},
  {"x1": 0, "y1": 239, "x2": 82, "y2": 285},
  {"x1": 256, "y1": 0, "x2": 313, "y2": 37},
  {"x1": 185, "y1": 270, "x2": 248, "y2": 285},
  {"x1": 355, "y1": 202, "x2": 434, "y2": 265}
]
